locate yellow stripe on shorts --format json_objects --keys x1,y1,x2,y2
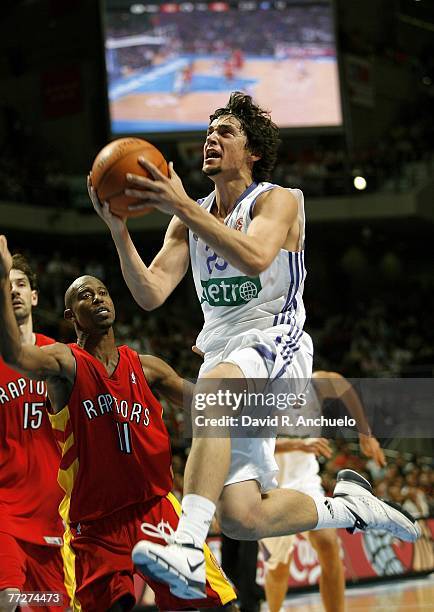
[{"x1": 57, "y1": 457, "x2": 82, "y2": 612}]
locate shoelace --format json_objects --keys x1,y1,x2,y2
[{"x1": 140, "y1": 520, "x2": 177, "y2": 544}]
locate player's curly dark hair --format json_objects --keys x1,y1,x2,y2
[
  {"x1": 12, "y1": 254, "x2": 38, "y2": 291},
  {"x1": 209, "y1": 91, "x2": 280, "y2": 183}
]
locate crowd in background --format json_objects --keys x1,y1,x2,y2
[
  {"x1": 1, "y1": 2, "x2": 432, "y2": 206},
  {"x1": 28, "y1": 234, "x2": 433, "y2": 382},
  {"x1": 0, "y1": 87, "x2": 432, "y2": 209},
  {"x1": 106, "y1": 4, "x2": 333, "y2": 61},
  {"x1": 325, "y1": 443, "x2": 433, "y2": 520},
  {"x1": 179, "y1": 93, "x2": 434, "y2": 200}
]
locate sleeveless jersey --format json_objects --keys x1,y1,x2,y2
[
  {"x1": 49, "y1": 345, "x2": 172, "y2": 525},
  {"x1": 189, "y1": 182, "x2": 307, "y2": 355},
  {"x1": 0, "y1": 333, "x2": 64, "y2": 545}
]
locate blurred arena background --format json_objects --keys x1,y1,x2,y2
[{"x1": 0, "y1": 0, "x2": 433, "y2": 610}]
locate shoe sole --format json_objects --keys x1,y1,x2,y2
[
  {"x1": 334, "y1": 469, "x2": 420, "y2": 543},
  {"x1": 133, "y1": 547, "x2": 206, "y2": 600}
]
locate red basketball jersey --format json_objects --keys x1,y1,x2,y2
[
  {"x1": 51, "y1": 345, "x2": 173, "y2": 525},
  {"x1": 0, "y1": 333, "x2": 64, "y2": 545}
]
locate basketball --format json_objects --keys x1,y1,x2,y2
[{"x1": 91, "y1": 138, "x2": 169, "y2": 218}]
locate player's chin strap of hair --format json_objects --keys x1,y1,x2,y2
[{"x1": 140, "y1": 520, "x2": 177, "y2": 544}]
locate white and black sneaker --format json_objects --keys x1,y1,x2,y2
[
  {"x1": 333, "y1": 469, "x2": 420, "y2": 543},
  {"x1": 132, "y1": 522, "x2": 206, "y2": 600}
]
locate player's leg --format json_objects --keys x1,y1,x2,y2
[
  {"x1": 218, "y1": 480, "x2": 316, "y2": 540},
  {"x1": 22, "y1": 541, "x2": 70, "y2": 612},
  {"x1": 132, "y1": 493, "x2": 236, "y2": 608},
  {"x1": 307, "y1": 529, "x2": 345, "y2": 612},
  {"x1": 221, "y1": 537, "x2": 260, "y2": 612},
  {"x1": 260, "y1": 535, "x2": 295, "y2": 612},
  {"x1": 66, "y1": 515, "x2": 136, "y2": 612},
  {"x1": 134, "y1": 464, "x2": 420, "y2": 599},
  {"x1": 107, "y1": 594, "x2": 137, "y2": 612},
  {"x1": 220, "y1": 535, "x2": 240, "y2": 593},
  {"x1": 236, "y1": 540, "x2": 261, "y2": 612},
  {"x1": 132, "y1": 479, "x2": 314, "y2": 601},
  {"x1": 151, "y1": 360, "x2": 244, "y2": 589},
  {"x1": 264, "y1": 563, "x2": 291, "y2": 612},
  {"x1": 0, "y1": 533, "x2": 26, "y2": 612},
  {"x1": 182, "y1": 361, "x2": 245, "y2": 502},
  {"x1": 222, "y1": 471, "x2": 420, "y2": 541}
]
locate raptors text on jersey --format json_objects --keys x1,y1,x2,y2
[{"x1": 49, "y1": 344, "x2": 173, "y2": 525}]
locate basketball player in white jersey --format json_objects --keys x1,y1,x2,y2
[
  {"x1": 261, "y1": 370, "x2": 386, "y2": 612},
  {"x1": 88, "y1": 92, "x2": 419, "y2": 599}
]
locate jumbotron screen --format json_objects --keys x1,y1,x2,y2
[{"x1": 104, "y1": 0, "x2": 342, "y2": 134}]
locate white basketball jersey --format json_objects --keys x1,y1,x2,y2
[{"x1": 189, "y1": 182, "x2": 307, "y2": 355}]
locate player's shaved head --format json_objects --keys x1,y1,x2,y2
[
  {"x1": 64, "y1": 275, "x2": 115, "y2": 336},
  {"x1": 64, "y1": 275, "x2": 104, "y2": 309}
]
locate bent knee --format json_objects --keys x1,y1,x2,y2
[
  {"x1": 267, "y1": 561, "x2": 290, "y2": 581},
  {"x1": 311, "y1": 529, "x2": 340, "y2": 556}
]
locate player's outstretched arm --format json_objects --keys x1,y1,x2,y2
[
  {"x1": 126, "y1": 160, "x2": 298, "y2": 275},
  {"x1": 88, "y1": 175, "x2": 189, "y2": 311},
  {"x1": 0, "y1": 236, "x2": 74, "y2": 384},
  {"x1": 312, "y1": 370, "x2": 386, "y2": 467},
  {"x1": 140, "y1": 354, "x2": 193, "y2": 407}
]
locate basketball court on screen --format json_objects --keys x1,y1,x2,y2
[{"x1": 109, "y1": 55, "x2": 341, "y2": 133}]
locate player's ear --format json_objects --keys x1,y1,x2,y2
[
  {"x1": 31, "y1": 289, "x2": 38, "y2": 307},
  {"x1": 248, "y1": 151, "x2": 261, "y2": 163},
  {"x1": 64, "y1": 308, "x2": 74, "y2": 322}
]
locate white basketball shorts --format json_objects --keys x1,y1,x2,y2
[{"x1": 198, "y1": 327, "x2": 313, "y2": 493}]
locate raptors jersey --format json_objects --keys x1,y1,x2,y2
[
  {"x1": 189, "y1": 182, "x2": 308, "y2": 355},
  {"x1": 49, "y1": 345, "x2": 172, "y2": 525},
  {"x1": 0, "y1": 333, "x2": 64, "y2": 545}
]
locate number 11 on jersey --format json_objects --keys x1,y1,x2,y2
[{"x1": 116, "y1": 421, "x2": 132, "y2": 453}]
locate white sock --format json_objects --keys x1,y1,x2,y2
[
  {"x1": 311, "y1": 495, "x2": 355, "y2": 530},
  {"x1": 175, "y1": 494, "x2": 216, "y2": 548}
]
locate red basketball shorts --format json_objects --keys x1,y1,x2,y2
[
  {"x1": 0, "y1": 531, "x2": 69, "y2": 611},
  {"x1": 65, "y1": 493, "x2": 235, "y2": 611}
]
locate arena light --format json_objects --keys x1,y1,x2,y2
[
  {"x1": 353, "y1": 176, "x2": 367, "y2": 191},
  {"x1": 130, "y1": 3, "x2": 145, "y2": 14}
]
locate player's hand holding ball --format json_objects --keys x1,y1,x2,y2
[
  {"x1": 87, "y1": 174, "x2": 127, "y2": 235},
  {"x1": 89, "y1": 137, "x2": 173, "y2": 224},
  {"x1": 125, "y1": 156, "x2": 192, "y2": 216}
]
